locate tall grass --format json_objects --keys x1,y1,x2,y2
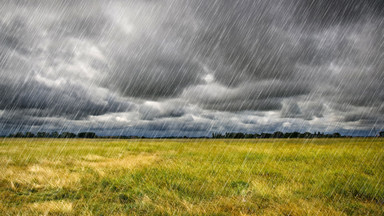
[{"x1": 0, "y1": 138, "x2": 383, "y2": 215}]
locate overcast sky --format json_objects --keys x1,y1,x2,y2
[{"x1": 0, "y1": 0, "x2": 383, "y2": 136}]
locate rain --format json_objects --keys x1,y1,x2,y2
[
  {"x1": 0, "y1": 0, "x2": 383, "y2": 215},
  {"x1": 0, "y1": 0, "x2": 382, "y2": 136}
]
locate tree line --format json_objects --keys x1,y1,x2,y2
[
  {"x1": 4, "y1": 131, "x2": 384, "y2": 138},
  {"x1": 212, "y1": 132, "x2": 345, "y2": 138},
  {"x1": 7, "y1": 132, "x2": 97, "y2": 138}
]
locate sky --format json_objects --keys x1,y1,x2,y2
[{"x1": 0, "y1": 0, "x2": 383, "y2": 137}]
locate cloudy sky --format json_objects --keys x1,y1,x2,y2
[{"x1": 0, "y1": 0, "x2": 383, "y2": 136}]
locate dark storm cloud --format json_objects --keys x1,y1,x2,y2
[
  {"x1": 186, "y1": 0, "x2": 384, "y2": 86},
  {"x1": 188, "y1": 0, "x2": 300, "y2": 86},
  {"x1": 293, "y1": 0, "x2": 384, "y2": 27},
  {"x1": 0, "y1": 79, "x2": 135, "y2": 119},
  {"x1": 0, "y1": 0, "x2": 383, "y2": 135},
  {"x1": 138, "y1": 102, "x2": 186, "y2": 120},
  {"x1": 0, "y1": 2, "x2": 134, "y2": 121},
  {"x1": 107, "y1": 54, "x2": 203, "y2": 99},
  {"x1": 281, "y1": 101, "x2": 324, "y2": 120},
  {"x1": 182, "y1": 80, "x2": 310, "y2": 111},
  {"x1": 52, "y1": 12, "x2": 112, "y2": 40}
]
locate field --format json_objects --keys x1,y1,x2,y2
[{"x1": 0, "y1": 138, "x2": 383, "y2": 215}]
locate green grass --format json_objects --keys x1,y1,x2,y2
[{"x1": 0, "y1": 138, "x2": 383, "y2": 215}]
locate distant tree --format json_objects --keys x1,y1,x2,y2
[
  {"x1": 302, "y1": 132, "x2": 312, "y2": 138},
  {"x1": 245, "y1": 133, "x2": 255, "y2": 138},
  {"x1": 284, "y1": 133, "x2": 292, "y2": 138},
  {"x1": 225, "y1": 133, "x2": 236, "y2": 138},
  {"x1": 51, "y1": 131, "x2": 59, "y2": 138},
  {"x1": 59, "y1": 132, "x2": 76, "y2": 138},
  {"x1": 291, "y1": 132, "x2": 300, "y2": 138},
  {"x1": 15, "y1": 132, "x2": 24, "y2": 138},
  {"x1": 36, "y1": 132, "x2": 49, "y2": 138},
  {"x1": 379, "y1": 131, "x2": 384, "y2": 137},
  {"x1": 332, "y1": 133, "x2": 341, "y2": 138},
  {"x1": 260, "y1": 133, "x2": 271, "y2": 138},
  {"x1": 212, "y1": 133, "x2": 224, "y2": 138},
  {"x1": 25, "y1": 132, "x2": 35, "y2": 138},
  {"x1": 213, "y1": 133, "x2": 224, "y2": 138},
  {"x1": 78, "y1": 132, "x2": 97, "y2": 138},
  {"x1": 313, "y1": 132, "x2": 321, "y2": 138},
  {"x1": 228, "y1": 133, "x2": 235, "y2": 138},
  {"x1": 273, "y1": 131, "x2": 284, "y2": 138},
  {"x1": 234, "y1": 133, "x2": 245, "y2": 139}
]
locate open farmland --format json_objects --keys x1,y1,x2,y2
[{"x1": 0, "y1": 138, "x2": 383, "y2": 215}]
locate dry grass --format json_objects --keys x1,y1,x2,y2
[
  {"x1": 1, "y1": 154, "x2": 158, "y2": 191},
  {"x1": 80, "y1": 153, "x2": 158, "y2": 170},
  {"x1": 29, "y1": 200, "x2": 73, "y2": 215}
]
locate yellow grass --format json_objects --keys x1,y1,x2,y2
[{"x1": 29, "y1": 200, "x2": 73, "y2": 215}]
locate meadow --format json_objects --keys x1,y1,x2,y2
[{"x1": 0, "y1": 138, "x2": 383, "y2": 215}]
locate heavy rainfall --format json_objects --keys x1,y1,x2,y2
[
  {"x1": 0, "y1": 0, "x2": 383, "y2": 137},
  {"x1": 0, "y1": 0, "x2": 383, "y2": 215}
]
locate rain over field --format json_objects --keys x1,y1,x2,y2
[{"x1": 0, "y1": 0, "x2": 383, "y2": 215}]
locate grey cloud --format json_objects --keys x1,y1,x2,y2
[
  {"x1": 208, "y1": 99, "x2": 282, "y2": 112},
  {"x1": 0, "y1": 79, "x2": 135, "y2": 120},
  {"x1": 182, "y1": 80, "x2": 310, "y2": 111},
  {"x1": 0, "y1": 0, "x2": 383, "y2": 135},
  {"x1": 138, "y1": 101, "x2": 186, "y2": 120},
  {"x1": 281, "y1": 101, "x2": 324, "y2": 120},
  {"x1": 188, "y1": 1, "x2": 300, "y2": 86},
  {"x1": 106, "y1": 54, "x2": 203, "y2": 99},
  {"x1": 184, "y1": 0, "x2": 384, "y2": 116},
  {"x1": 292, "y1": 0, "x2": 384, "y2": 28},
  {"x1": 52, "y1": 13, "x2": 112, "y2": 40},
  {"x1": 281, "y1": 103, "x2": 302, "y2": 118},
  {"x1": 0, "y1": 18, "x2": 40, "y2": 72}
]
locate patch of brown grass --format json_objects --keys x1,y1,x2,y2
[
  {"x1": 4, "y1": 164, "x2": 81, "y2": 190},
  {"x1": 79, "y1": 153, "x2": 159, "y2": 175},
  {"x1": 2, "y1": 153, "x2": 159, "y2": 190},
  {"x1": 29, "y1": 200, "x2": 73, "y2": 215}
]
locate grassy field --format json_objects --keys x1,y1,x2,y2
[{"x1": 0, "y1": 138, "x2": 383, "y2": 215}]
